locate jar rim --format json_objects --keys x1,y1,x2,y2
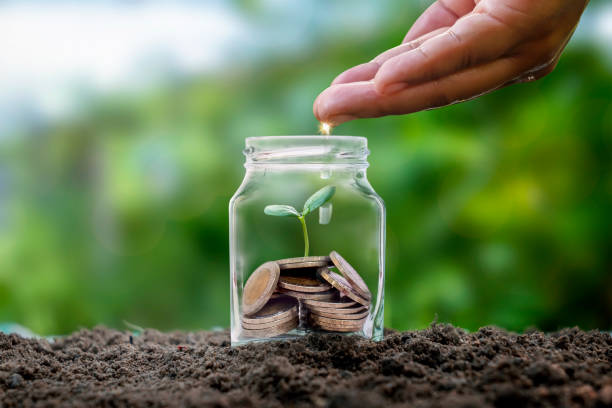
[{"x1": 244, "y1": 135, "x2": 369, "y2": 167}]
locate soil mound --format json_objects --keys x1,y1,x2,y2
[{"x1": 1, "y1": 324, "x2": 611, "y2": 407}]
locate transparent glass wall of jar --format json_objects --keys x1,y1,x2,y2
[{"x1": 229, "y1": 136, "x2": 385, "y2": 345}]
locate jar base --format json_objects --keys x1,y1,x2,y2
[{"x1": 231, "y1": 325, "x2": 383, "y2": 346}]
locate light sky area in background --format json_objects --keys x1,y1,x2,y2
[
  {"x1": 0, "y1": 1, "x2": 247, "y2": 136},
  {"x1": 0, "y1": 0, "x2": 610, "y2": 138}
]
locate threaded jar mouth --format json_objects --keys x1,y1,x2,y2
[{"x1": 244, "y1": 136, "x2": 369, "y2": 167}]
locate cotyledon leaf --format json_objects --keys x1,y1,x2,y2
[
  {"x1": 302, "y1": 185, "x2": 336, "y2": 215},
  {"x1": 264, "y1": 205, "x2": 300, "y2": 217}
]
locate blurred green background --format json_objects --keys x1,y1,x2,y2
[{"x1": 0, "y1": 0, "x2": 610, "y2": 335}]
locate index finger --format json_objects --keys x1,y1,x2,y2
[{"x1": 403, "y1": 0, "x2": 474, "y2": 43}]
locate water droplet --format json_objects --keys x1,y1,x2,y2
[{"x1": 319, "y1": 203, "x2": 332, "y2": 224}]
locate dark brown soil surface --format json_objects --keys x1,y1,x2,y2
[{"x1": 1, "y1": 324, "x2": 611, "y2": 407}]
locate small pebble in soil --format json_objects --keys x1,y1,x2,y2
[{"x1": 7, "y1": 373, "x2": 23, "y2": 388}]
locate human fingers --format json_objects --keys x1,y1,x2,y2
[
  {"x1": 372, "y1": 27, "x2": 450, "y2": 66},
  {"x1": 503, "y1": 39, "x2": 567, "y2": 86},
  {"x1": 375, "y1": 11, "x2": 519, "y2": 94},
  {"x1": 315, "y1": 56, "x2": 526, "y2": 125},
  {"x1": 331, "y1": 27, "x2": 450, "y2": 86},
  {"x1": 330, "y1": 63, "x2": 379, "y2": 86},
  {"x1": 314, "y1": 82, "x2": 380, "y2": 125},
  {"x1": 403, "y1": 0, "x2": 474, "y2": 43},
  {"x1": 499, "y1": 18, "x2": 579, "y2": 88}
]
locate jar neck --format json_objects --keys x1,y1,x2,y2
[
  {"x1": 244, "y1": 165, "x2": 368, "y2": 178},
  {"x1": 243, "y1": 136, "x2": 369, "y2": 169}
]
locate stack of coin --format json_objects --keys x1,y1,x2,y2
[
  {"x1": 307, "y1": 251, "x2": 371, "y2": 332},
  {"x1": 276, "y1": 256, "x2": 334, "y2": 300},
  {"x1": 241, "y1": 252, "x2": 372, "y2": 338},
  {"x1": 241, "y1": 262, "x2": 299, "y2": 338}
]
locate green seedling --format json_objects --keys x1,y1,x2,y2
[{"x1": 264, "y1": 185, "x2": 336, "y2": 257}]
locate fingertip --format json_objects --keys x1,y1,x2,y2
[
  {"x1": 314, "y1": 86, "x2": 336, "y2": 123},
  {"x1": 316, "y1": 86, "x2": 356, "y2": 125},
  {"x1": 326, "y1": 114, "x2": 358, "y2": 127},
  {"x1": 316, "y1": 82, "x2": 383, "y2": 125},
  {"x1": 313, "y1": 92, "x2": 322, "y2": 121}
]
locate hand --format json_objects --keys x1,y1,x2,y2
[{"x1": 313, "y1": 0, "x2": 589, "y2": 126}]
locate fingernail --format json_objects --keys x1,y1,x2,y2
[{"x1": 380, "y1": 82, "x2": 408, "y2": 95}]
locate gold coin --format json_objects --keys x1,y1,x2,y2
[
  {"x1": 278, "y1": 275, "x2": 332, "y2": 293},
  {"x1": 242, "y1": 261, "x2": 280, "y2": 316},
  {"x1": 241, "y1": 316, "x2": 298, "y2": 338},
  {"x1": 309, "y1": 308, "x2": 369, "y2": 320},
  {"x1": 329, "y1": 251, "x2": 371, "y2": 300},
  {"x1": 276, "y1": 256, "x2": 331, "y2": 270},
  {"x1": 241, "y1": 295, "x2": 298, "y2": 325},
  {"x1": 301, "y1": 297, "x2": 358, "y2": 309},
  {"x1": 317, "y1": 267, "x2": 369, "y2": 306},
  {"x1": 276, "y1": 288, "x2": 338, "y2": 300}
]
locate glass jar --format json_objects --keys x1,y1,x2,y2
[{"x1": 229, "y1": 136, "x2": 385, "y2": 345}]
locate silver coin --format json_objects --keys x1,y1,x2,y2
[
  {"x1": 317, "y1": 268, "x2": 369, "y2": 306},
  {"x1": 278, "y1": 275, "x2": 332, "y2": 293},
  {"x1": 309, "y1": 308, "x2": 369, "y2": 320},
  {"x1": 241, "y1": 310, "x2": 298, "y2": 329},
  {"x1": 241, "y1": 295, "x2": 298, "y2": 325},
  {"x1": 329, "y1": 251, "x2": 371, "y2": 300},
  {"x1": 276, "y1": 256, "x2": 331, "y2": 270},
  {"x1": 301, "y1": 297, "x2": 358, "y2": 309},
  {"x1": 242, "y1": 261, "x2": 280, "y2": 316},
  {"x1": 309, "y1": 314, "x2": 365, "y2": 332},
  {"x1": 241, "y1": 316, "x2": 298, "y2": 338},
  {"x1": 306, "y1": 304, "x2": 368, "y2": 314},
  {"x1": 276, "y1": 288, "x2": 338, "y2": 300}
]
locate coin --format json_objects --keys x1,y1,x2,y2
[
  {"x1": 329, "y1": 251, "x2": 371, "y2": 300},
  {"x1": 242, "y1": 261, "x2": 280, "y2": 316},
  {"x1": 269, "y1": 292, "x2": 284, "y2": 300},
  {"x1": 312, "y1": 322, "x2": 364, "y2": 333},
  {"x1": 241, "y1": 295, "x2": 298, "y2": 325},
  {"x1": 276, "y1": 288, "x2": 338, "y2": 300},
  {"x1": 317, "y1": 267, "x2": 370, "y2": 306},
  {"x1": 309, "y1": 308, "x2": 369, "y2": 320},
  {"x1": 306, "y1": 304, "x2": 368, "y2": 315},
  {"x1": 278, "y1": 275, "x2": 332, "y2": 293},
  {"x1": 242, "y1": 316, "x2": 298, "y2": 338},
  {"x1": 276, "y1": 256, "x2": 331, "y2": 270},
  {"x1": 310, "y1": 313, "x2": 366, "y2": 327},
  {"x1": 301, "y1": 297, "x2": 358, "y2": 309},
  {"x1": 241, "y1": 310, "x2": 298, "y2": 329},
  {"x1": 309, "y1": 314, "x2": 366, "y2": 332}
]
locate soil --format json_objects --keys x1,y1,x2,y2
[{"x1": 1, "y1": 324, "x2": 611, "y2": 407}]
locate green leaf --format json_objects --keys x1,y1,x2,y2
[
  {"x1": 302, "y1": 185, "x2": 335, "y2": 215},
  {"x1": 264, "y1": 205, "x2": 300, "y2": 217}
]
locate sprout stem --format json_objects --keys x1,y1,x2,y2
[{"x1": 298, "y1": 215, "x2": 309, "y2": 257}]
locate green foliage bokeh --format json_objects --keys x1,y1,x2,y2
[{"x1": 0, "y1": 1, "x2": 610, "y2": 335}]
